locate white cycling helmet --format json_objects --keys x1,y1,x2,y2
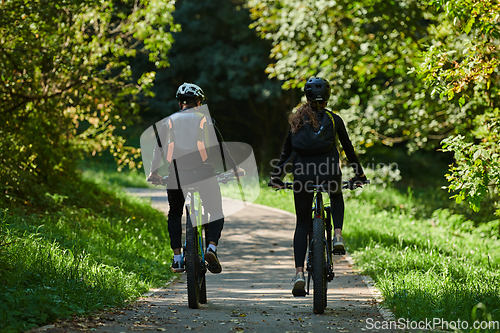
[{"x1": 176, "y1": 82, "x2": 206, "y2": 102}]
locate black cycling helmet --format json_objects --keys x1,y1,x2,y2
[
  {"x1": 176, "y1": 82, "x2": 206, "y2": 102},
  {"x1": 304, "y1": 77, "x2": 330, "y2": 102}
]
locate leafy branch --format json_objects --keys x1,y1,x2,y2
[{"x1": 0, "y1": 0, "x2": 178, "y2": 200}]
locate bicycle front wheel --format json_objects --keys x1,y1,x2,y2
[
  {"x1": 312, "y1": 217, "x2": 327, "y2": 314},
  {"x1": 186, "y1": 215, "x2": 201, "y2": 309}
]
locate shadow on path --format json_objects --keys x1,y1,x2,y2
[{"x1": 33, "y1": 188, "x2": 408, "y2": 333}]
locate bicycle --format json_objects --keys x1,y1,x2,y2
[
  {"x1": 156, "y1": 170, "x2": 244, "y2": 309},
  {"x1": 272, "y1": 179, "x2": 369, "y2": 314}
]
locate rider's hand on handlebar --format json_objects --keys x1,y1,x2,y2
[
  {"x1": 348, "y1": 174, "x2": 367, "y2": 190},
  {"x1": 268, "y1": 177, "x2": 284, "y2": 189},
  {"x1": 234, "y1": 167, "x2": 245, "y2": 180},
  {"x1": 147, "y1": 173, "x2": 162, "y2": 185}
]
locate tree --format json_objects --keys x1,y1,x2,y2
[
  {"x1": 249, "y1": 0, "x2": 499, "y2": 214},
  {"x1": 139, "y1": 0, "x2": 300, "y2": 169},
  {"x1": 416, "y1": 0, "x2": 500, "y2": 214},
  {"x1": 248, "y1": 0, "x2": 455, "y2": 154},
  {"x1": 0, "y1": 0, "x2": 178, "y2": 202}
]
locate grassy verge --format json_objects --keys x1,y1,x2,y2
[
  {"x1": 4, "y1": 163, "x2": 497, "y2": 332},
  {"x1": 255, "y1": 181, "x2": 500, "y2": 330},
  {"x1": 0, "y1": 171, "x2": 173, "y2": 332},
  {"x1": 345, "y1": 198, "x2": 499, "y2": 324},
  {"x1": 78, "y1": 160, "x2": 150, "y2": 189}
]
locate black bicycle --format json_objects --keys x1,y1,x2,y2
[
  {"x1": 273, "y1": 179, "x2": 369, "y2": 314},
  {"x1": 156, "y1": 170, "x2": 243, "y2": 309}
]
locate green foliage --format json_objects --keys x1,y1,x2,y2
[
  {"x1": 82, "y1": 168, "x2": 150, "y2": 188},
  {"x1": 0, "y1": 0, "x2": 178, "y2": 202},
  {"x1": 0, "y1": 172, "x2": 173, "y2": 331},
  {"x1": 417, "y1": 0, "x2": 500, "y2": 101},
  {"x1": 250, "y1": 0, "x2": 500, "y2": 215},
  {"x1": 442, "y1": 133, "x2": 500, "y2": 214},
  {"x1": 347, "y1": 198, "x2": 500, "y2": 324},
  {"x1": 139, "y1": 0, "x2": 300, "y2": 168},
  {"x1": 0, "y1": 233, "x2": 148, "y2": 332},
  {"x1": 470, "y1": 303, "x2": 498, "y2": 333},
  {"x1": 80, "y1": 156, "x2": 151, "y2": 188},
  {"x1": 248, "y1": 0, "x2": 457, "y2": 153},
  {"x1": 254, "y1": 179, "x2": 295, "y2": 213},
  {"x1": 416, "y1": 0, "x2": 500, "y2": 214}
]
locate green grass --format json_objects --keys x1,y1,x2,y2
[
  {"x1": 345, "y1": 199, "x2": 500, "y2": 323},
  {"x1": 79, "y1": 161, "x2": 150, "y2": 189},
  {"x1": 0, "y1": 170, "x2": 173, "y2": 332},
  {"x1": 254, "y1": 179, "x2": 295, "y2": 212},
  {"x1": 3, "y1": 163, "x2": 499, "y2": 332},
  {"x1": 0, "y1": 232, "x2": 148, "y2": 329},
  {"x1": 255, "y1": 180, "x2": 500, "y2": 331}
]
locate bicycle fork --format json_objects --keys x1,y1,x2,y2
[{"x1": 181, "y1": 203, "x2": 207, "y2": 274}]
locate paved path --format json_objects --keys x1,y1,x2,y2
[{"x1": 34, "y1": 188, "x2": 405, "y2": 333}]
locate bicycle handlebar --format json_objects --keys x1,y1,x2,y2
[
  {"x1": 149, "y1": 169, "x2": 245, "y2": 186},
  {"x1": 217, "y1": 169, "x2": 246, "y2": 184},
  {"x1": 270, "y1": 179, "x2": 370, "y2": 192}
]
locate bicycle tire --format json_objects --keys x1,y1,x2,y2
[
  {"x1": 324, "y1": 281, "x2": 328, "y2": 309},
  {"x1": 186, "y1": 215, "x2": 200, "y2": 309},
  {"x1": 312, "y1": 217, "x2": 327, "y2": 314},
  {"x1": 324, "y1": 211, "x2": 332, "y2": 310}
]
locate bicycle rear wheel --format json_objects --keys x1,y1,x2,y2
[
  {"x1": 312, "y1": 217, "x2": 327, "y2": 314},
  {"x1": 186, "y1": 214, "x2": 201, "y2": 309}
]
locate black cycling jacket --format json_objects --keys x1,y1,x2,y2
[{"x1": 271, "y1": 108, "x2": 364, "y2": 180}]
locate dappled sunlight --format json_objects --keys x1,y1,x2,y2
[{"x1": 86, "y1": 189, "x2": 391, "y2": 333}]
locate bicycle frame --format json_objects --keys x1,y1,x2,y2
[
  {"x1": 270, "y1": 179, "x2": 369, "y2": 314},
  {"x1": 306, "y1": 187, "x2": 335, "y2": 296}
]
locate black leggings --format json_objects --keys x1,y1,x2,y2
[
  {"x1": 166, "y1": 185, "x2": 224, "y2": 249},
  {"x1": 292, "y1": 185, "x2": 344, "y2": 268}
]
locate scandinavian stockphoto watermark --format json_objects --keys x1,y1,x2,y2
[
  {"x1": 269, "y1": 157, "x2": 401, "y2": 192},
  {"x1": 365, "y1": 317, "x2": 500, "y2": 331},
  {"x1": 140, "y1": 104, "x2": 260, "y2": 226}
]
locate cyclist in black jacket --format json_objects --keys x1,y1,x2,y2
[
  {"x1": 147, "y1": 83, "x2": 237, "y2": 275},
  {"x1": 269, "y1": 77, "x2": 366, "y2": 296}
]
